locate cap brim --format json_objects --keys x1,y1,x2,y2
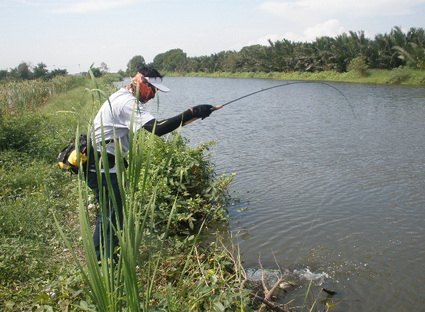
[{"x1": 145, "y1": 77, "x2": 170, "y2": 92}]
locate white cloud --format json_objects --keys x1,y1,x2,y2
[
  {"x1": 49, "y1": 0, "x2": 150, "y2": 14},
  {"x1": 249, "y1": 19, "x2": 345, "y2": 45},
  {"x1": 247, "y1": 34, "x2": 282, "y2": 46},
  {"x1": 15, "y1": 0, "x2": 57, "y2": 7},
  {"x1": 300, "y1": 19, "x2": 345, "y2": 41},
  {"x1": 259, "y1": 0, "x2": 425, "y2": 19}
]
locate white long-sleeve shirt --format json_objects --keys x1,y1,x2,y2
[{"x1": 91, "y1": 88, "x2": 154, "y2": 170}]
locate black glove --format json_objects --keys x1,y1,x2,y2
[{"x1": 192, "y1": 105, "x2": 213, "y2": 120}]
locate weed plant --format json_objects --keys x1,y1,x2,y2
[
  {"x1": 53, "y1": 72, "x2": 246, "y2": 309},
  {"x1": 0, "y1": 74, "x2": 250, "y2": 311},
  {"x1": 132, "y1": 133, "x2": 233, "y2": 235},
  {"x1": 0, "y1": 76, "x2": 85, "y2": 116},
  {"x1": 56, "y1": 125, "x2": 247, "y2": 311}
]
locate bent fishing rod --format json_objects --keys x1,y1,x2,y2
[{"x1": 211, "y1": 80, "x2": 356, "y2": 119}]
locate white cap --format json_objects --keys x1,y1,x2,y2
[{"x1": 145, "y1": 77, "x2": 170, "y2": 92}]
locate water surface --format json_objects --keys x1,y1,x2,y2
[{"x1": 135, "y1": 76, "x2": 425, "y2": 311}]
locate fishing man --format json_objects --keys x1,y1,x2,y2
[{"x1": 87, "y1": 66, "x2": 222, "y2": 262}]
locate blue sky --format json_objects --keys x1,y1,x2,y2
[{"x1": 2, "y1": 0, "x2": 425, "y2": 74}]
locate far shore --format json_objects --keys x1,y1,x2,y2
[{"x1": 163, "y1": 68, "x2": 425, "y2": 86}]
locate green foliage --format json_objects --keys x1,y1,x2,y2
[
  {"x1": 127, "y1": 55, "x2": 146, "y2": 76},
  {"x1": 0, "y1": 113, "x2": 56, "y2": 160},
  {"x1": 0, "y1": 73, "x2": 251, "y2": 311},
  {"x1": 1, "y1": 61, "x2": 69, "y2": 81},
  {"x1": 152, "y1": 49, "x2": 188, "y2": 72},
  {"x1": 0, "y1": 77, "x2": 113, "y2": 311},
  {"x1": 147, "y1": 239, "x2": 251, "y2": 311},
  {"x1": 0, "y1": 70, "x2": 8, "y2": 80},
  {"x1": 90, "y1": 66, "x2": 103, "y2": 77},
  {"x1": 133, "y1": 133, "x2": 233, "y2": 235},
  {"x1": 150, "y1": 26, "x2": 425, "y2": 74},
  {"x1": 347, "y1": 56, "x2": 369, "y2": 76},
  {"x1": 48, "y1": 68, "x2": 68, "y2": 78},
  {"x1": 0, "y1": 75, "x2": 86, "y2": 115},
  {"x1": 394, "y1": 42, "x2": 425, "y2": 70},
  {"x1": 177, "y1": 67, "x2": 425, "y2": 85},
  {"x1": 0, "y1": 237, "x2": 57, "y2": 292},
  {"x1": 386, "y1": 66, "x2": 412, "y2": 84},
  {"x1": 33, "y1": 62, "x2": 49, "y2": 79},
  {"x1": 0, "y1": 149, "x2": 81, "y2": 311},
  {"x1": 17, "y1": 62, "x2": 32, "y2": 80},
  {"x1": 0, "y1": 150, "x2": 76, "y2": 246},
  {"x1": 100, "y1": 62, "x2": 109, "y2": 74},
  {"x1": 53, "y1": 127, "x2": 243, "y2": 311}
]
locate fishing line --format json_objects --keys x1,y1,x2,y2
[
  {"x1": 291, "y1": 146, "x2": 348, "y2": 268},
  {"x1": 274, "y1": 84, "x2": 358, "y2": 269},
  {"x1": 216, "y1": 80, "x2": 358, "y2": 274},
  {"x1": 220, "y1": 81, "x2": 357, "y2": 119}
]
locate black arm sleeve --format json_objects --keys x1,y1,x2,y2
[{"x1": 142, "y1": 109, "x2": 195, "y2": 136}]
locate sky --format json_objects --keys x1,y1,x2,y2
[{"x1": 1, "y1": 0, "x2": 425, "y2": 74}]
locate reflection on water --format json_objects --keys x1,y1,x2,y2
[{"x1": 140, "y1": 77, "x2": 425, "y2": 312}]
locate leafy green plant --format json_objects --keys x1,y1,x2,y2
[
  {"x1": 53, "y1": 122, "x2": 241, "y2": 311},
  {"x1": 132, "y1": 133, "x2": 233, "y2": 235},
  {"x1": 386, "y1": 66, "x2": 411, "y2": 84},
  {"x1": 394, "y1": 43, "x2": 425, "y2": 70},
  {"x1": 48, "y1": 67, "x2": 244, "y2": 311},
  {"x1": 347, "y1": 56, "x2": 369, "y2": 77}
]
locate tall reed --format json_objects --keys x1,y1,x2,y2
[
  {"x1": 54, "y1": 73, "x2": 248, "y2": 311},
  {"x1": 0, "y1": 76, "x2": 83, "y2": 115}
]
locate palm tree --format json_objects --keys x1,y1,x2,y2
[{"x1": 394, "y1": 43, "x2": 425, "y2": 70}]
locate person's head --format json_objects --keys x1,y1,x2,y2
[
  {"x1": 126, "y1": 66, "x2": 170, "y2": 103},
  {"x1": 138, "y1": 66, "x2": 163, "y2": 79}
]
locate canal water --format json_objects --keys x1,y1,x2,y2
[{"x1": 126, "y1": 76, "x2": 425, "y2": 311}]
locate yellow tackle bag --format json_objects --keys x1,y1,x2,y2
[{"x1": 57, "y1": 134, "x2": 89, "y2": 174}]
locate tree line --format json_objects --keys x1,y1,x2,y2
[
  {"x1": 144, "y1": 26, "x2": 425, "y2": 74},
  {"x1": 0, "y1": 62, "x2": 111, "y2": 81},
  {"x1": 0, "y1": 62, "x2": 69, "y2": 81},
  {"x1": 3, "y1": 26, "x2": 424, "y2": 81}
]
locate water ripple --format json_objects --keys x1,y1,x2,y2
[{"x1": 157, "y1": 77, "x2": 425, "y2": 312}]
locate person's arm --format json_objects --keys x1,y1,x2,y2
[{"x1": 142, "y1": 104, "x2": 218, "y2": 136}]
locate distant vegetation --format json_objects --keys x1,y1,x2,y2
[
  {"x1": 0, "y1": 62, "x2": 69, "y2": 81},
  {"x1": 2, "y1": 26, "x2": 424, "y2": 83},
  {"x1": 150, "y1": 26, "x2": 425, "y2": 74},
  {"x1": 0, "y1": 62, "x2": 111, "y2": 81}
]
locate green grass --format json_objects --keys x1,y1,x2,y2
[
  {"x1": 0, "y1": 76, "x2": 86, "y2": 116},
  {"x1": 166, "y1": 67, "x2": 425, "y2": 85},
  {"x1": 0, "y1": 75, "x2": 251, "y2": 311}
]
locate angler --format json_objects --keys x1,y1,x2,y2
[{"x1": 87, "y1": 66, "x2": 221, "y2": 262}]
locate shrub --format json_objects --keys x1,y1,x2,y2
[
  {"x1": 133, "y1": 132, "x2": 233, "y2": 235},
  {"x1": 0, "y1": 112, "x2": 74, "y2": 161},
  {"x1": 347, "y1": 56, "x2": 369, "y2": 77},
  {"x1": 386, "y1": 67, "x2": 411, "y2": 84}
]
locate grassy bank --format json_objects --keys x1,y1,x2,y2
[
  {"x1": 0, "y1": 75, "x2": 251, "y2": 311},
  {"x1": 165, "y1": 67, "x2": 425, "y2": 86},
  {"x1": 1, "y1": 76, "x2": 90, "y2": 311}
]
